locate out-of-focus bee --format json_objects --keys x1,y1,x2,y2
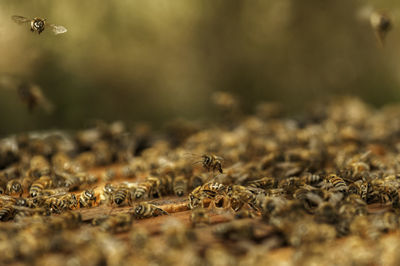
[
  {"x1": 11, "y1": 15, "x2": 67, "y2": 35},
  {"x1": 246, "y1": 177, "x2": 277, "y2": 189},
  {"x1": 101, "y1": 183, "x2": 115, "y2": 205},
  {"x1": 327, "y1": 174, "x2": 348, "y2": 193},
  {"x1": 29, "y1": 176, "x2": 53, "y2": 197},
  {"x1": 79, "y1": 189, "x2": 97, "y2": 208},
  {"x1": 213, "y1": 220, "x2": 255, "y2": 241},
  {"x1": 288, "y1": 220, "x2": 336, "y2": 247},
  {"x1": 173, "y1": 176, "x2": 188, "y2": 197},
  {"x1": 0, "y1": 203, "x2": 15, "y2": 221},
  {"x1": 29, "y1": 155, "x2": 51, "y2": 178},
  {"x1": 100, "y1": 213, "x2": 133, "y2": 233},
  {"x1": 190, "y1": 173, "x2": 208, "y2": 189},
  {"x1": 348, "y1": 180, "x2": 369, "y2": 201},
  {"x1": 229, "y1": 185, "x2": 258, "y2": 212},
  {"x1": 17, "y1": 82, "x2": 54, "y2": 113},
  {"x1": 190, "y1": 208, "x2": 210, "y2": 227},
  {"x1": 5, "y1": 180, "x2": 23, "y2": 197},
  {"x1": 101, "y1": 168, "x2": 116, "y2": 182},
  {"x1": 369, "y1": 10, "x2": 393, "y2": 46},
  {"x1": 301, "y1": 172, "x2": 322, "y2": 186},
  {"x1": 132, "y1": 202, "x2": 168, "y2": 219}
]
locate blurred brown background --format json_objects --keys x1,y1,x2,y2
[{"x1": 0, "y1": 0, "x2": 399, "y2": 135}]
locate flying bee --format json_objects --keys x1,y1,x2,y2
[
  {"x1": 369, "y1": 10, "x2": 393, "y2": 47},
  {"x1": 5, "y1": 179, "x2": 23, "y2": 197},
  {"x1": 12, "y1": 15, "x2": 67, "y2": 35},
  {"x1": 29, "y1": 176, "x2": 53, "y2": 197},
  {"x1": 189, "y1": 153, "x2": 224, "y2": 174},
  {"x1": 132, "y1": 202, "x2": 169, "y2": 219},
  {"x1": 79, "y1": 189, "x2": 97, "y2": 208},
  {"x1": 173, "y1": 175, "x2": 188, "y2": 197}
]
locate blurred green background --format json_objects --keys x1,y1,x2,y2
[{"x1": 0, "y1": 0, "x2": 400, "y2": 135}]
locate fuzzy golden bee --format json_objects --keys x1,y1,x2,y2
[{"x1": 12, "y1": 15, "x2": 67, "y2": 35}]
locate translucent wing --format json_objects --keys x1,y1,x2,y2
[
  {"x1": 49, "y1": 24, "x2": 67, "y2": 35},
  {"x1": 11, "y1": 15, "x2": 30, "y2": 24}
]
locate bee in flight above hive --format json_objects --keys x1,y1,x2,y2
[{"x1": 11, "y1": 15, "x2": 67, "y2": 35}]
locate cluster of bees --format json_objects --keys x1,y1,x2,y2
[{"x1": 2, "y1": 97, "x2": 400, "y2": 264}]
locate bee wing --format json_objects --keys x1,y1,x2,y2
[
  {"x1": 49, "y1": 24, "x2": 67, "y2": 35},
  {"x1": 11, "y1": 15, "x2": 31, "y2": 24}
]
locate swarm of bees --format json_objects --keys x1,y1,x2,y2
[{"x1": 2, "y1": 97, "x2": 400, "y2": 264}]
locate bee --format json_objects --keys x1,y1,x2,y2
[
  {"x1": 327, "y1": 174, "x2": 348, "y2": 193},
  {"x1": 188, "y1": 182, "x2": 228, "y2": 209},
  {"x1": 301, "y1": 172, "x2": 322, "y2": 185},
  {"x1": 29, "y1": 155, "x2": 51, "y2": 178},
  {"x1": 100, "y1": 213, "x2": 133, "y2": 233},
  {"x1": 189, "y1": 153, "x2": 224, "y2": 173},
  {"x1": 213, "y1": 220, "x2": 255, "y2": 241},
  {"x1": 5, "y1": 180, "x2": 23, "y2": 197},
  {"x1": 173, "y1": 176, "x2": 188, "y2": 197},
  {"x1": 0, "y1": 203, "x2": 15, "y2": 221},
  {"x1": 113, "y1": 185, "x2": 130, "y2": 206},
  {"x1": 369, "y1": 10, "x2": 393, "y2": 46},
  {"x1": 11, "y1": 15, "x2": 67, "y2": 35},
  {"x1": 132, "y1": 202, "x2": 168, "y2": 219},
  {"x1": 79, "y1": 189, "x2": 97, "y2": 208},
  {"x1": 29, "y1": 176, "x2": 53, "y2": 197},
  {"x1": 348, "y1": 180, "x2": 369, "y2": 201},
  {"x1": 190, "y1": 208, "x2": 210, "y2": 227},
  {"x1": 246, "y1": 177, "x2": 277, "y2": 189},
  {"x1": 42, "y1": 192, "x2": 77, "y2": 213},
  {"x1": 101, "y1": 183, "x2": 116, "y2": 205},
  {"x1": 385, "y1": 186, "x2": 400, "y2": 209},
  {"x1": 133, "y1": 176, "x2": 160, "y2": 200},
  {"x1": 228, "y1": 185, "x2": 257, "y2": 212}
]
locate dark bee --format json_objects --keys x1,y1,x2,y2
[
  {"x1": 132, "y1": 202, "x2": 168, "y2": 219},
  {"x1": 79, "y1": 189, "x2": 97, "y2": 208},
  {"x1": 11, "y1": 15, "x2": 67, "y2": 35}
]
